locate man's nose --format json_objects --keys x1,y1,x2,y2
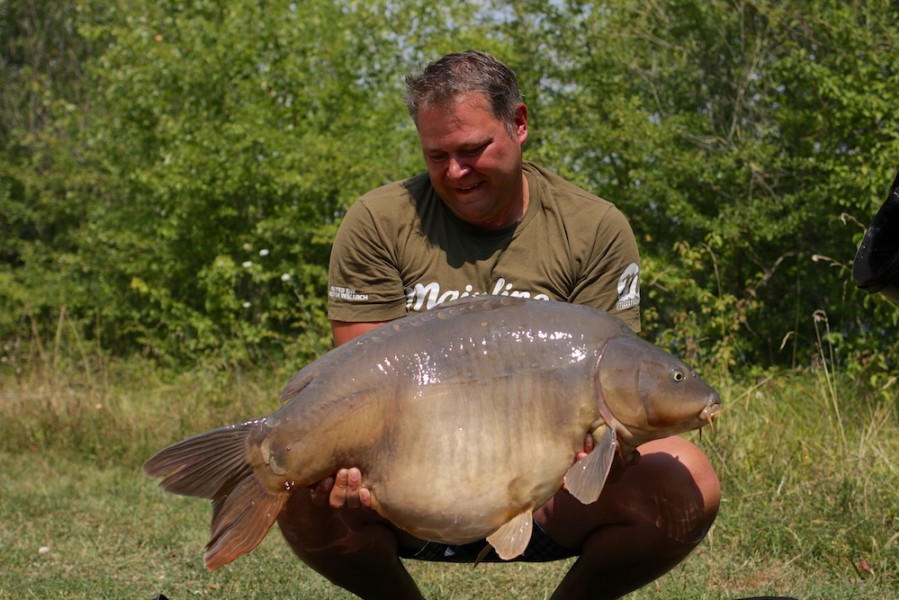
[{"x1": 447, "y1": 156, "x2": 470, "y2": 179}]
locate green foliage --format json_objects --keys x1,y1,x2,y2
[
  {"x1": 71, "y1": 0, "x2": 414, "y2": 363},
  {"x1": 2, "y1": 0, "x2": 898, "y2": 373},
  {"x1": 499, "y1": 0, "x2": 899, "y2": 374}
]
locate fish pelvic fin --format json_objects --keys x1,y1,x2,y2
[
  {"x1": 486, "y1": 509, "x2": 533, "y2": 560},
  {"x1": 563, "y1": 424, "x2": 617, "y2": 504},
  {"x1": 143, "y1": 419, "x2": 288, "y2": 571}
]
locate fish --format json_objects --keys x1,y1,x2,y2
[{"x1": 144, "y1": 295, "x2": 720, "y2": 571}]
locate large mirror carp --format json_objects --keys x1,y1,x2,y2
[{"x1": 145, "y1": 296, "x2": 720, "y2": 570}]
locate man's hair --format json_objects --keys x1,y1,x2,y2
[{"x1": 404, "y1": 50, "x2": 523, "y2": 134}]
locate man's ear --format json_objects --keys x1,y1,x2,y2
[{"x1": 514, "y1": 103, "x2": 529, "y2": 144}]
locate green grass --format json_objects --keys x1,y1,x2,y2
[{"x1": 1, "y1": 352, "x2": 896, "y2": 599}]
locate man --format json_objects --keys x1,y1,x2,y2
[{"x1": 276, "y1": 50, "x2": 720, "y2": 600}]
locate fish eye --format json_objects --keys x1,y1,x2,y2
[{"x1": 671, "y1": 369, "x2": 686, "y2": 383}]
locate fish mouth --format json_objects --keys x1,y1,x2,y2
[{"x1": 698, "y1": 399, "x2": 721, "y2": 424}]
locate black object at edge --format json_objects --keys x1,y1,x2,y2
[{"x1": 853, "y1": 170, "x2": 899, "y2": 302}]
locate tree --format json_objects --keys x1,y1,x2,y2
[
  {"x1": 1, "y1": 0, "x2": 505, "y2": 367},
  {"x1": 3, "y1": 0, "x2": 897, "y2": 376},
  {"x1": 498, "y1": 0, "x2": 899, "y2": 373}
]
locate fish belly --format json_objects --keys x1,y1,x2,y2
[{"x1": 364, "y1": 383, "x2": 586, "y2": 544}]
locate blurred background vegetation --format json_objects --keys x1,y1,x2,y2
[{"x1": 2, "y1": 0, "x2": 898, "y2": 380}]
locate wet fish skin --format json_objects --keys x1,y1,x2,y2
[{"x1": 144, "y1": 295, "x2": 720, "y2": 570}]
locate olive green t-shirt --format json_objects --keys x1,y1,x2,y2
[{"x1": 328, "y1": 162, "x2": 641, "y2": 331}]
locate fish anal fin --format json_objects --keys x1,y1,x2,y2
[
  {"x1": 563, "y1": 425, "x2": 617, "y2": 504},
  {"x1": 486, "y1": 509, "x2": 533, "y2": 560}
]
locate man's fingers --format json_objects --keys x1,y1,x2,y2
[
  {"x1": 304, "y1": 467, "x2": 372, "y2": 511},
  {"x1": 574, "y1": 432, "x2": 595, "y2": 462},
  {"x1": 328, "y1": 467, "x2": 371, "y2": 510},
  {"x1": 329, "y1": 468, "x2": 350, "y2": 509},
  {"x1": 345, "y1": 468, "x2": 361, "y2": 509},
  {"x1": 358, "y1": 487, "x2": 372, "y2": 508}
]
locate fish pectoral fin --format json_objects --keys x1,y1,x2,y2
[
  {"x1": 563, "y1": 425, "x2": 617, "y2": 505},
  {"x1": 486, "y1": 509, "x2": 533, "y2": 560}
]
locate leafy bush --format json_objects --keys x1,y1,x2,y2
[{"x1": 2, "y1": 0, "x2": 898, "y2": 374}]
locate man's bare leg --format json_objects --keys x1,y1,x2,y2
[
  {"x1": 276, "y1": 473, "x2": 425, "y2": 600},
  {"x1": 277, "y1": 436, "x2": 718, "y2": 599},
  {"x1": 539, "y1": 436, "x2": 720, "y2": 600}
]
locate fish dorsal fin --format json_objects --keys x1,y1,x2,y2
[
  {"x1": 486, "y1": 509, "x2": 533, "y2": 560},
  {"x1": 563, "y1": 425, "x2": 617, "y2": 505}
]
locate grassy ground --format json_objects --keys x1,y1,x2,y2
[{"x1": 1, "y1": 353, "x2": 896, "y2": 599}]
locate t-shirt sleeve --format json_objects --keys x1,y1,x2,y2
[
  {"x1": 569, "y1": 204, "x2": 642, "y2": 332},
  {"x1": 327, "y1": 199, "x2": 409, "y2": 323}
]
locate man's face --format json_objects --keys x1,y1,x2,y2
[{"x1": 416, "y1": 92, "x2": 529, "y2": 229}]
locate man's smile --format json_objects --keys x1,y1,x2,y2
[{"x1": 454, "y1": 182, "x2": 484, "y2": 193}]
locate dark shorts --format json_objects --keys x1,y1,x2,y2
[{"x1": 398, "y1": 522, "x2": 578, "y2": 563}]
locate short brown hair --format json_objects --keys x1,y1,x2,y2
[{"x1": 404, "y1": 50, "x2": 523, "y2": 135}]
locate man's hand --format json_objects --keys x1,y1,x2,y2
[
  {"x1": 575, "y1": 432, "x2": 595, "y2": 461},
  {"x1": 310, "y1": 467, "x2": 372, "y2": 510},
  {"x1": 570, "y1": 432, "x2": 635, "y2": 488}
]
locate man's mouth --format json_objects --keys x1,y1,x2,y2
[{"x1": 455, "y1": 182, "x2": 483, "y2": 193}]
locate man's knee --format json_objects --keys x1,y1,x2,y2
[
  {"x1": 634, "y1": 436, "x2": 720, "y2": 544},
  {"x1": 650, "y1": 436, "x2": 720, "y2": 507}
]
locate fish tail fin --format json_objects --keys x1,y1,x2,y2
[{"x1": 143, "y1": 419, "x2": 288, "y2": 571}]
